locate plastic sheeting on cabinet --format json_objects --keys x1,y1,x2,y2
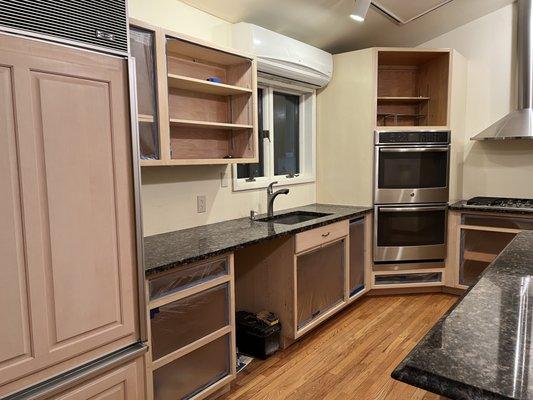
[
  {"x1": 349, "y1": 218, "x2": 365, "y2": 297},
  {"x1": 153, "y1": 335, "x2": 231, "y2": 400},
  {"x1": 150, "y1": 283, "x2": 230, "y2": 361},
  {"x1": 149, "y1": 257, "x2": 228, "y2": 301},
  {"x1": 296, "y1": 239, "x2": 345, "y2": 329}
]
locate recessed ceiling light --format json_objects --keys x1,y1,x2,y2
[{"x1": 350, "y1": 0, "x2": 371, "y2": 22}]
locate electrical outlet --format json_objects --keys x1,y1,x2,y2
[{"x1": 197, "y1": 195, "x2": 206, "y2": 213}]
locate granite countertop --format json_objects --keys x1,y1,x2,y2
[
  {"x1": 450, "y1": 200, "x2": 533, "y2": 215},
  {"x1": 392, "y1": 230, "x2": 533, "y2": 400},
  {"x1": 144, "y1": 203, "x2": 372, "y2": 276}
]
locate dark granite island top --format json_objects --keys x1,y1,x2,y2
[
  {"x1": 392, "y1": 230, "x2": 533, "y2": 400},
  {"x1": 144, "y1": 203, "x2": 371, "y2": 277}
]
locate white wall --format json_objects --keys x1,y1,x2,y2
[
  {"x1": 129, "y1": 0, "x2": 317, "y2": 236},
  {"x1": 421, "y1": 4, "x2": 533, "y2": 199}
]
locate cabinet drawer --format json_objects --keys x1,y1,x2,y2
[
  {"x1": 295, "y1": 221, "x2": 348, "y2": 253},
  {"x1": 153, "y1": 334, "x2": 231, "y2": 400},
  {"x1": 150, "y1": 283, "x2": 230, "y2": 361},
  {"x1": 374, "y1": 272, "x2": 443, "y2": 286},
  {"x1": 149, "y1": 257, "x2": 229, "y2": 301}
]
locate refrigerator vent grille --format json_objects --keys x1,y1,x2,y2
[{"x1": 0, "y1": 0, "x2": 128, "y2": 54}]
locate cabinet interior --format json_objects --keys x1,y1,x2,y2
[
  {"x1": 376, "y1": 51, "x2": 450, "y2": 127},
  {"x1": 166, "y1": 37, "x2": 255, "y2": 162}
]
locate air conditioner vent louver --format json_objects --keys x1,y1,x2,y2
[{"x1": 0, "y1": 0, "x2": 128, "y2": 55}]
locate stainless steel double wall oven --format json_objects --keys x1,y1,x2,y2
[{"x1": 374, "y1": 130, "x2": 450, "y2": 266}]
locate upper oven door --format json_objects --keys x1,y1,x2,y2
[
  {"x1": 374, "y1": 204, "x2": 448, "y2": 263},
  {"x1": 374, "y1": 146, "x2": 450, "y2": 204}
]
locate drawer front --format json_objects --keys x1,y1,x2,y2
[
  {"x1": 374, "y1": 272, "x2": 443, "y2": 286},
  {"x1": 295, "y1": 221, "x2": 349, "y2": 253},
  {"x1": 153, "y1": 334, "x2": 231, "y2": 400},
  {"x1": 55, "y1": 357, "x2": 145, "y2": 400},
  {"x1": 150, "y1": 283, "x2": 230, "y2": 361},
  {"x1": 149, "y1": 257, "x2": 229, "y2": 301}
]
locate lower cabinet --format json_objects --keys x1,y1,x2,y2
[
  {"x1": 55, "y1": 357, "x2": 145, "y2": 400},
  {"x1": 145, "y1": 255, "x2": 236, "y2": 400},
  {"x1": 235, "y1": 215, "x2": 370, "y2": 348},
  {"x1": 450, "y1": 212, "x2": 533, "y2": 288}
]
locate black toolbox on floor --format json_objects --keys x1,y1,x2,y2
[{"x1": 236, "y1": 311, "x2": 281, "y2": 359}]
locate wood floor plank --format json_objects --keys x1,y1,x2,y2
[{"x1": 221, "y1": 293, "x2": 457, "y2": 400}]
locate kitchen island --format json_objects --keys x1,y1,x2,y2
[{"x1": 392, "y1": 230, "x2": 533, "y2": 400}]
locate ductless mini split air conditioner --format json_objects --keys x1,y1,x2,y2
[{"x1": 232, "y1": 22, "x2": 333, "y2": 88}]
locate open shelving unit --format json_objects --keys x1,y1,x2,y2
[
  {"x1": 376, "y1": 50, "x2": 450, "y2": 127},
  {"x1": 130, "y1": 19, "x2": 258, "y2": 167},
  {"x1": 164, "y1": 35, "x2": 257, "y2": 166}
]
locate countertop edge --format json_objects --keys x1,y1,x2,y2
[
  {"x1": 144, "y1": 205, "x2": 372, "y2": 277},
  {"x1": 391, "y1": 230, "x2": 533, "y2": 400}
]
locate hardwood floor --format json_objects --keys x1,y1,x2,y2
[{"x1": 221, "y1": 293, "x2": 458, "y2": 400}]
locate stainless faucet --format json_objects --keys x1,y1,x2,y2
[{"x1": 267, "y1": 181, "x2": 289, "y2": 218}]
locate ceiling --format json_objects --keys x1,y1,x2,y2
[{"x1": 180, "y1": 0, "x2": 515, "y2": 53}]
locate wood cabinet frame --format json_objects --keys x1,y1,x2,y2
[
  {"x1": 129, "y1": 19, "x2": 258, "y2": 167},
  {"x1": 144, "y1": 254, "x2": 236, "y2": 400},
  {"x1": 446, "y1": 210, "x2": 531, "y2": 290},
  {"x1": 235, "y1": 215, "x2": 372, "y2": 349}
]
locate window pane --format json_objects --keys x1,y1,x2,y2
[
  {"x1": 274, "y1": 92, "x2": 300, "y2": 176},
  {"x1": 237, "y1": 88, "x2": 264, "y2": 179}
]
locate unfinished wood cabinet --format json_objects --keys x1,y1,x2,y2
[
  {"x1": 446, "y1": 211, "x2": 533, "y2": 289},
  {"x1": 0, "y1": 33, "x2": 138, "y2": 396},
  {"x1": 145, "y1": 255, "x2": 236, "y2": 400},
  {"x1": 235, "y1": 217, "x2": 370, "y2": 348},
  {"x1": 53, "y1": 357, "x2": 145, "y2": 400},
  {"x1": 130, "y1": 19, "x2": 258, "y2": 167},
  {"x1": 377, "y1": 50, "x2": 450, "y2": 127}
]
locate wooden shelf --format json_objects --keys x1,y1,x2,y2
[
  {"x1": 167, "y1": 74, "x2": 252, "y2": 96},
  {"x1": 169, "y1": 118, "x2": 253, "y2": 130},
  {"x1": 377, "y1": 113, "x2": 427, "y2": 119},
  {"x1": 463, "y1": 250, "x2": 496, "y2": 263},
  {"x1": 140, "y1": 157, "x2": 257, "y2": 167},
  {"x1": 377, "y1": 97, "x2": 430, "y2": 104},
  {"x1": 138, "y1": 114, "x2": 155, "y2": 123}
]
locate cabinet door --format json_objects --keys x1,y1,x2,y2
[
  {"x1": 296, "y1": 239, "x2": 346, "y2": 330},
  {"x1": 349, "y1": 218, "x2": 365, "y2": 297},
  {"x1": 0, "y1": 33, "x2": 138, "y2": 389},
  {"x1": 55, "y1": 358, "x2": 145, "y2": 400},
  {"x1": 459, "y1": 228, "x2": 516, "y2": 286},
  {"x1": 129, "y1": 26, "x2": 160, "y2": 161}
]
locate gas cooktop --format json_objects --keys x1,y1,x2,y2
[{"x1": 466, "y1": 196, "x2": 533, "y2": 210}]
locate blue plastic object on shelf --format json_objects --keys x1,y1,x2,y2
[{"x1": 207, "y1": 76, "x2": 222, "y2": 83}]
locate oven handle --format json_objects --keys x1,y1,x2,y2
[
  {"x1": 379, "y1": 147, "x2": 449, "y2": 153},
  {"x1": 378, "y1": 206, "x2": 448, "y2": 213}
]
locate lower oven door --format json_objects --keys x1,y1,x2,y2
[{"x1": 374, "y1": 204, "x2": 447, "y2": 262}]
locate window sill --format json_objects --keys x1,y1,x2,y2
[{"x1": 232, "y1": 174, "x2": 315, "y2": 192}]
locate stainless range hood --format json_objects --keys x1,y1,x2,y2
[{"x1": 472, "y1": 0, "x2": 533, "y2": 140}]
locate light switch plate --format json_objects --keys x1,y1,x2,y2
[{"x1": 197, "y1": 195, "x2": 206, "y2": 213}]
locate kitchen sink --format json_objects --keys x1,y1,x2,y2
[{"x1": 256, "y1": 211, "x2": 331, "y2": 225}]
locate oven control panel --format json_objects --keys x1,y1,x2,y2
[{"x1": 375, "y1": 130, "x2": 450, "y2": 145}]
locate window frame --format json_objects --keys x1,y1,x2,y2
[{"x1": 232, "y1": 77, "x2": 316, "y2": 191}]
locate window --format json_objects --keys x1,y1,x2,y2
[{"x1": 233, "y1": 79, "x2": 316, "y2": 191}]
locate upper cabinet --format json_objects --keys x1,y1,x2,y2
[
  {"x1": 129, "y1": 20, "x2": 258, "y2": 167},
  {"x1": 376, "y1": 50, "x2": 450, "y2": 128}
]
